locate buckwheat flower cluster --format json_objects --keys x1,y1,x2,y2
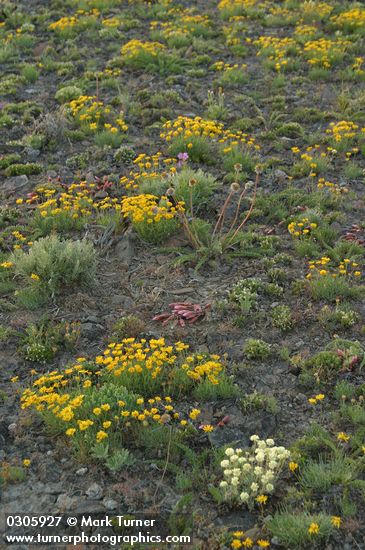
[
  {"x1": 160, "y1": 116, "x2": 259, "y2": 150},
  {"x1": 219, "y1": 435, "x2": 290, "y2": 509},
  {"x1": 121, "y1": 39, "x2": 166, "y2": 58}
]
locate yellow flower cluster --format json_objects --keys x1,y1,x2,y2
[
  {"x1": 301, "y1": 1, "x2": 333, "y2": 19},
  {"x1": 212, "y1": 61, "x2": 247, "y2": 72},
  {"x1": 9, "y1": 230, "x2": 31, "y2": 251},
  {"x1": 181, "y1": 358, "x2": 223, "y2": 385},
  {"x1": 352, "y1": 57, "x2": 364, "y2": 75},
  {"x1": 231, "y1": 531, "x2": 270, "y2": 548},
  {"x1": 12, "y1": 230, "x2": 26, "y2": 242},
  {"x1": 69, "y1": 95, "x2": 105, "y2": 123},
  {"x1": 160, "y1": 116, "x2": 259, "y2": 150},
  {"x1": 218, "y1": 0, "x2": 258, "y2": 14},
  {"x1": 331, "y1": 8, "x2": 365, "y2": 29},
  {"x1": 253, "y1": 35, "x2": 298, "y2": 71},
  {"x1": 317, "y1": 177, "x2": 348, "y2": 196},
  {"x1": 308, "y1": 393, "x2": 325, "y2": 404},
  {"x1": 121, "y1": 39, "x2": 166, "y2": 58},
  {"x1": 97, "y1": 338, "x2": 185, "y2": 378},
  {"x1": 49, "y1": 9, "x2": 100, "y2": 32},
  {"x1": 307, "y1": 257, "x2": 361, "y2": 279},
  {"x1": 287, "y1": 218, "x2": 318, "y2": 238},
  {"x1": 121, "y1": 194, "x2": 183, "y2": 224},
  {"x1": 150, "y1": 13, "x2": 210, "y2": 39},
  {"x1": 269, "y1": 6, "x2": 292, "y2": 19},
  {"x1": 128, "y1": 0, "x2": 172, "y2": 4},
  {"x1": 308, "y1": 522, "x2": 319, "y2": 535},
  {"x1": 21, "y1": 358, "x2": 94, "y2": 414},
  {"x1": 294, "y1": 24, "x2": 318, "y2": 37},
  {"x1": 222, "y1": 16, "x2": 246, "y2": 47},
  {"x1": 24, "y1": 182, "x2": 122, "y2": 224},
  {"x1": 303, "y1": 38, "x2": 350, "y2": 68},
  {"x1": 95, "y1": 338, "x2": 223, "y2": 386},
  {"x1": 326, "y1": 121, "x2": 360, "y2": 143},
  {"x1": 68, "y1": 95, "x2": 128, "y2": 133},
  {"x1": 22, "y1": 370, "x2": 200, "y2": 441},
  {"x1": 20, "y1": 339, "x2": 225, "y2": 433},
  {"x1": 102, "y1": 17, "x2": 121, "y2": 28},
  {"x1": 49, "y1": 16, "x2": 78, "y2": 31},
  {"x1": 120, "y1": 152, "x2": 176, "y2": 191},
  {"x1": 86, "y1": 67, "x2": 122, "y2": 81}
]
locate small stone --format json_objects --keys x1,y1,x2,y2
[
  {"x1": 76, "y1": 467, "x2": 88, "y2": 476},
  {"x1": 8, "y1": 423, "x2": 17, "y2": 434},
  {"x1": 4, "y1": 175, "x2": 29, "y2": 190},
  {"x1": 44, "y1": 483, "x2": 64, "y2": 494},
  {"x1": 81, "y1": 322, "x2": 104, "y2": 340},
  {"x1": 274, "y1": 169, "x2": 288, "y2": 182},
  {"x1": 114, "y1": 235, "x2": 135, "y2": 265},
  {"x1": 24, "y1": 147, "x2": 40, "y2": 160},
  {"x1": 85, "y1": 172, "x2": 94, "y2": 184},
  {"x1": 56, "y1": 494, "x2": 77, "y2": 511},
  {"x1": 86, "y1": 483, "x2": 103, "y2": 500},
  {"x1": 103, "y1": 498, "x2": 118, "y2": 511},
  {"x1": 293, "y1": 339, "x2": 304, "y2": 349},
  {"x1": 243, "y1": 527, "x2": 260, "y2": 540},
  {"x1": 295, "y1": 393, "x2": 307, "y2": 404},
  {"x1": 74, "y1": 501, "x2": 105, "y2": 515}
]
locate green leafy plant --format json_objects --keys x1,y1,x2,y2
[
  {"x1": 11, "y1": 235, "x2": 96, "y2": 306},
  {"x1": 271, "y1": 305, "x2": 294, "y2": 331},
  {"x1": 244, "y1": 338, "x2": 271, "y2": 360}
]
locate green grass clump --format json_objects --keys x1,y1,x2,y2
[
  {"x1": 139, "y1": 168, "x2": 217, "y2": 210},
  {"x1": 4, "y1": 163, "x2": 42, "y2": 177},
  {"x1": 271, "y1": 305, "x2": 294, "y2": 331},
  {"x1": 11, "y1": 235, "x2": 96, "y2": 307},
  {"x1": 244, "y1": 338, "x2": 271, "y2": 360},
  {"x1": 310, "y1": 275, "x2": 364, "y2": 302},
  {"x1": 268, "y1": 511, "x2": 334, "y2": 548}
]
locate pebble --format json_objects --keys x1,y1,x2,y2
[
  {"x1": 74, "y1": 501, "x2": 105, "y2": 515},
  {"x1": 3, "y1": 175, "x2": 29, "y2": 192},
  {"x1": 86, "y1": 482, "x2": 103, "y2": 500},
  {"x1": 24, "y1": 147, "x2": 40, "y2": 160},
  {"x1": 274, "y1": 169, "x2": 288, "y2": 182},
  {"x1": 76, "y1": 467, "x2": 88, "y2": 476},
  {"x1": 103, "y1": 498, "x2": 118, "y2": 511},
  {"x1": 56, "y1": 494, "x2": 77, "y2": 511},
  {"x1": 114, "y1": 235, "x2": 135, "y2": 265}
]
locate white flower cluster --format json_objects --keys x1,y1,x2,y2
[{"x1": 219, "y1": 435, "x2": 290, "y2": 508}]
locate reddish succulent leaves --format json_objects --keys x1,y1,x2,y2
[{"x1": 153, "y1": 302, "x2": 210, "y2": 326}]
